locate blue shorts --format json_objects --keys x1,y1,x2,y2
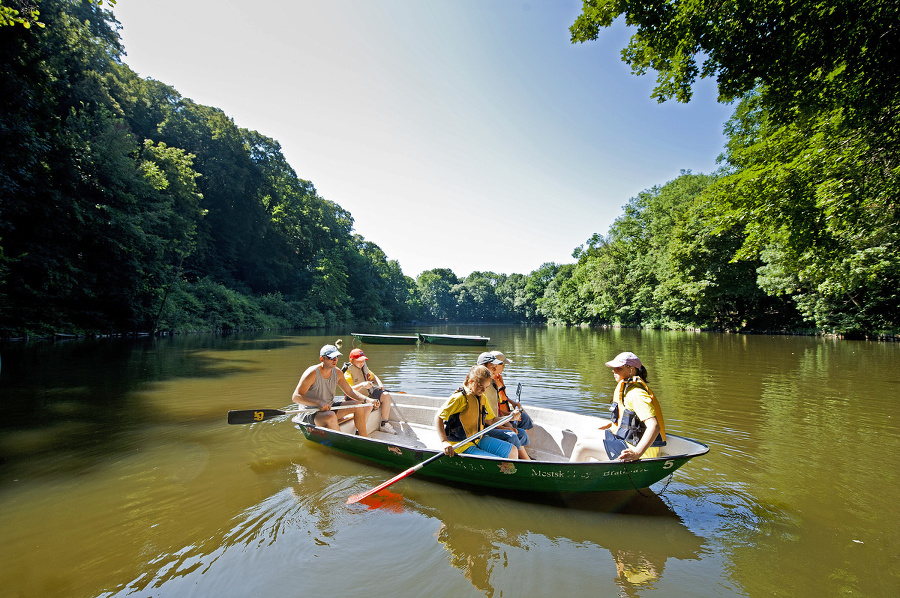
[
  {"x1": 486, "y1": 427, "x2": 529, "y2": 448},
  {"x1": 463, "y1": 435, "x2": 515, "y2": 458}
]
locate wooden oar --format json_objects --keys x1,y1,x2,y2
[
  {"x1": 227, "y1": 402, "x2": 369, "y2": 425},
  {"x1": 346, "y1": 408, "x2": 519, "y2": 504}
]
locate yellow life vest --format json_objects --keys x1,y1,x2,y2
[
  {"x1": 610, "y1": 377, "x2": 666, "y2": 447},
  {"x1": 443, "y1": 388, "x2": 487, "y2": 442}
]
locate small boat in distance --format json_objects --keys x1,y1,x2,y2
[
  {"x1": 292, "y1": 393, "x2": 709, "y2": 495},
  {"x1": 418, "y1": 333, "x2": 490, "y2": 346},
  {"x1": 352, "y1": 332, "x2": 420, "y2": 345}
]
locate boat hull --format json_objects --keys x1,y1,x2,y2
[
  {"x1": 352, "y1": 333, "x2": 420, "y2": 345},
  {"x1": 295, "y1": 393, "x2": 708, "y2": 494},
  {"x1": 418, "y1": 333, "x2": 490, "y2": 346},
  {"x1": 299, "y1": 425, "x2": 699, "y2": 492}
]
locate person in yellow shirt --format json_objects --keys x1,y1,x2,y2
[
  {"x1": 436, "y1": 365, "x2": 517, "y2": 459},
  {"x1": 571, "y1": 351, "x2": 666, "y2": 462}
]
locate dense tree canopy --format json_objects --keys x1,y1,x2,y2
[
  {"x1": 570, "y1": 0, "x2": 900, "y2": 127},
  {"x1": 0, "y1": 0, "x2": 416, "y2": 336}
]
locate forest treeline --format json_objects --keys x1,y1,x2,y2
[{"x1": 1, "y1": 1, "x2": 897, "y2": 339}]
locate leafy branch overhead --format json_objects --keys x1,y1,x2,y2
[
  {"x1": 570, "y1": 0, "x2": 900, "y2": 126},
  {"x1": 1, "y1": 0, "x2": 114, "y2": 29}
]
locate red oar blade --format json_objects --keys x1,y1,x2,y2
[
  {"x1": 357, "y1": 488, "x2": 406, "y2": 512},
  {"x1": 346, "y1": 410, "x2": 517, "y2": 505},
  {"x1": 347, "y1": 463, "x2": 422, "y2": 504}
]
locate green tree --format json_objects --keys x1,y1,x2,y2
[
  {"x1": 572, "y1": 0, "x2": 900, "y2": 336},
  {"x1": 495, "y1": 273, "x2": 529, "y2": 321},
  {"x1": 416, "y1": 269, "x2": 460, "y2": 321},
  {"x1": 710, "y1": 95, "x2": 899, "y2": 333},
  {"x1": 570, "y1": 0, "x2": 900, "y2": 127},
  {"x1": 0, "y1": 0, "x2": 153, "y2": 333},
  {"x1": 452, "y1": 271, "x2": 507, "y2": 321}
]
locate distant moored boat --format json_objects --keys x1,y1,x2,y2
[
  {"x1": 417, "y1": 333, "x2": 490, "y2": 346},
  {"x1": 351, "y1": 332, "x2": 420, "y2": 345}
]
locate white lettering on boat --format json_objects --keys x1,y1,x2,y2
[
  {"x1": 603, "y1": 467, "x2": 649, "y2": 476},
  {"x1": 531, "y1": 469, "x2": 566, "y2": 478}
]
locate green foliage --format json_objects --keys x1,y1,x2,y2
[
  {"x1": 2, "y1": 1, "x2": 894, "y2": 337},
  {"x1": 416, "y1": 269, "x2": 460, "y2": 321},
  {"x1": 1, "y1": 1, "x2": 43, "y2": 28},
  {"x1": 570, "y1": 0, "x2": 900, "y2": 129},
  {"x1": 711, "y1": 96, "x2": 900, "y2": 333},
  {"x1": 539, "y1": 172, "x2": 802, "y2": 331},
  {"x1": 0, "y1": 0, "x2": 423, "y2": 336},
  {"x1": 569, "y1": 0, "x2": 900, "y2": 336}
]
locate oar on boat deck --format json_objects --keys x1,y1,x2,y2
[
  {"x1": 346, "y1": 408, "x2": 519, "y2": 505},
  {"x1": 227, "y1": 403, "x2": 365, "y2": 425}
]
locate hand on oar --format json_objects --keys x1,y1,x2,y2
[
  {"x1": 346, "y1": 408, "x2": 519, "y2": 505},
  {"x1": 227, "y1": 402, "x2": 371, "y2": 425}
]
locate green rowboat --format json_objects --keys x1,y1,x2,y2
[
  {"x1": 351, "y1": 332, "x2": 420, "y2": 345},
  {"x1": 294, "y1": 393, "x2": 708, "y2": 494},
  {"x1": 418, "y1": 333, "x2": 490, "y2": 346}
]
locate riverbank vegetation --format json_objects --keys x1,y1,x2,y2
[{"x1": 1, "y1": 1, "x2": 896, "y2": 339}]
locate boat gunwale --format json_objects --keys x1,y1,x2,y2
[{"x1": 295, "y1": 419, "x2": 710, "y2": 463}]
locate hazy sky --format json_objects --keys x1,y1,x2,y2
[{"x1": 112, "y1": 0, "x2": 733, "y2": 279}]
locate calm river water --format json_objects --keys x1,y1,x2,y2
[{"x1": 1, "y1": 326, "x2": 898, "y2": 597}]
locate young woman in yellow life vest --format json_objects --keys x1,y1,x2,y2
[
  {"x1": 436, "y1": 365, "x2": 517, "y2": 459},
  {"x1": 571, "y1": 351, "x2": 666, "y2": 462}
]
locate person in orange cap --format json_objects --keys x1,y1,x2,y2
[{"x1": 343, "y1": 348, "x2": 396, "y2": 434}]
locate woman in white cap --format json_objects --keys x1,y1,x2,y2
[{"x1": 570, "y1": 351, "x2": 666, "y2": 462}]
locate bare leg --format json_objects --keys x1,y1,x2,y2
[
  {"x1": 380, "y1": 391, "x2": 392, "y2": 421},
  {"x1": 569, "y1": 438, "x2": 609, "y2": 462},
  {"x1": 315, "y1": 411, "x2": 340, "y2": 431},
  {"x1": 352, "y1": 405, "x2": 373, "y2": 437}
]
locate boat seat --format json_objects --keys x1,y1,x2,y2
[
  {"x1": 337, "y1": 405, "x2": 383, "y2": 435},
  {"x1": 389, "y1": 402, "x2": 439, "y2": 427}
]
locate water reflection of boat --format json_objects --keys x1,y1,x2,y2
[
  {"x1": 294, "y1": 393, "x2": 708, "y2": 495},
  {"x1": 406, "y1": 484, "x2": 705, "y2": 597},
  {"x1": 288, "y1": 431, "x2": 706, "y2": 598}
]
